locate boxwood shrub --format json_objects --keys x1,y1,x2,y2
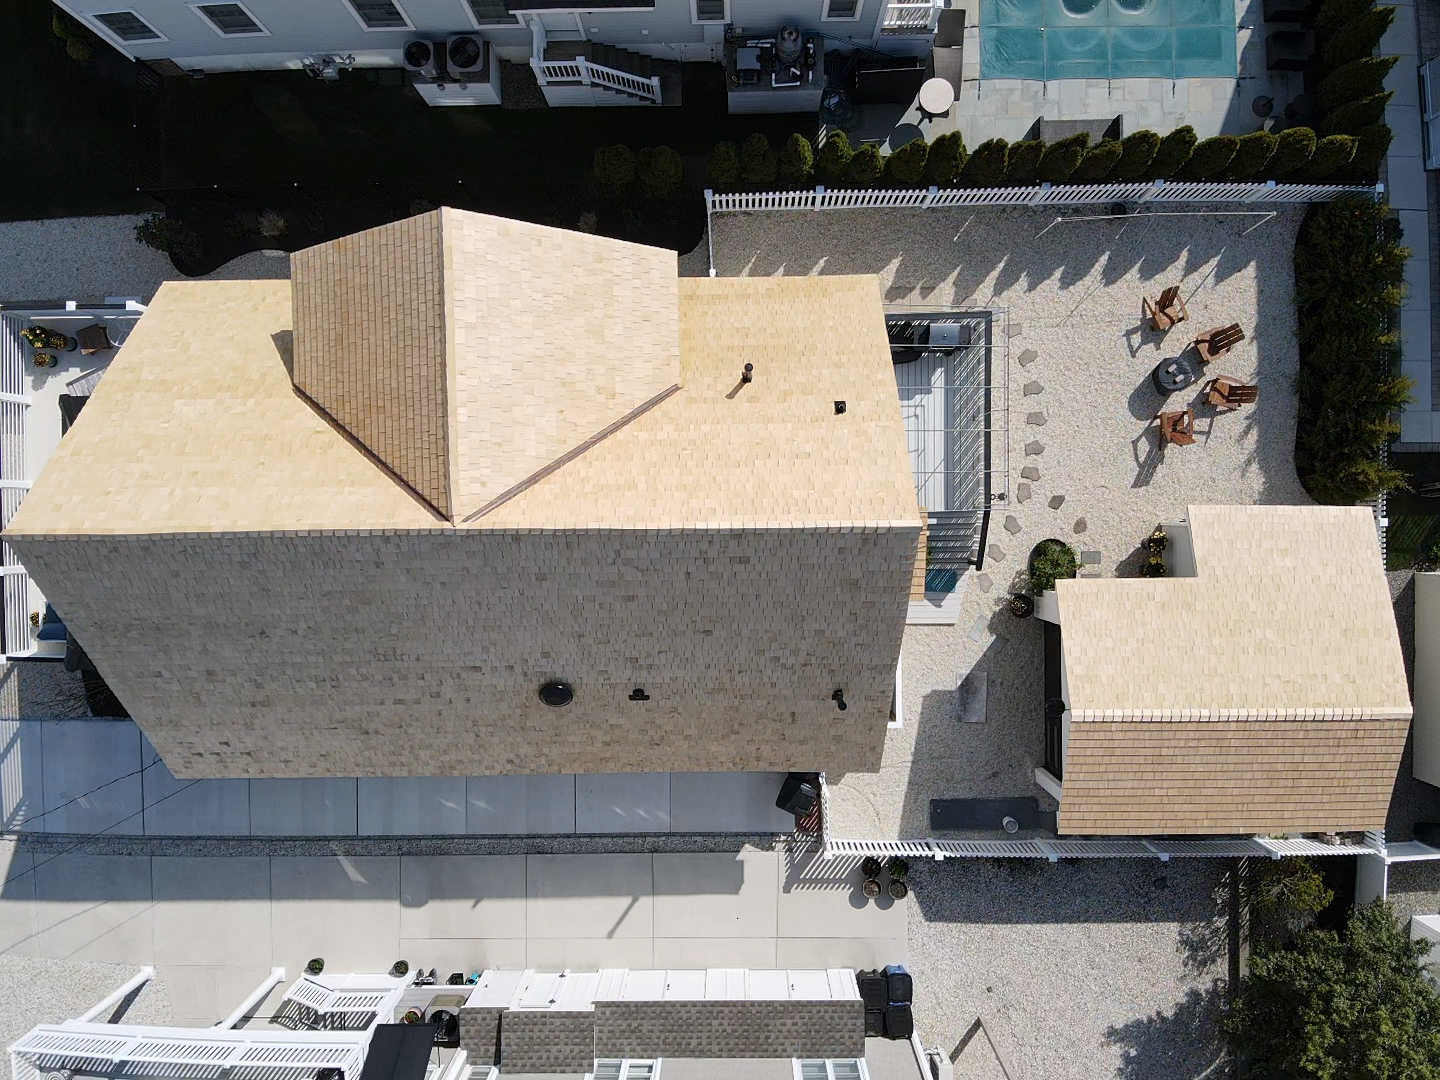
[
  {"x1": 777, "y1": 133, "x2": 814, "y2": 188},
  {"x1": 883, "y1": 137, "x2": 929, "y2": 187},
  {"x1": 1003, "y1": 140, "x2": 1044, "y2": 185},
  {"x1": 814, "y1": 130, "x2": 854, "y2": 186},
  {"x1": 846, "y1": 143, "x2": 883, "y2": 187},
  {"x1": 707, "y1": 141, "x2": 739, "y2": 190}
]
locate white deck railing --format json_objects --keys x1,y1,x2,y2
[
  {"x1": 0, "y1": 315, "x2": 31, "y2": 660},
  {"x1": 530, "y1": 57, "x2": 662, "y2": 103},
  {"x1": 881, "y1": 0, "x2": 941, "y2": 33},
  {"x1": 821, "y1": 834, "x2": 1381, "y2": 862}
]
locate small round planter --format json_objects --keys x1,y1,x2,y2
[
  {"x1": 32, "y1": 353, "x2": 57, "y2": 369},
  {"x1": 306, "y1": 957, "x2": 325, "y2": 975},
  {"x1": 862, "y1": 878, "x2": 882, "y2": 899},
  {"x1": 860, "y1": 856, "x2": 883, "y2": 879},
  {"x1": 402, "y1": 1009, "x2": 422, "y2": 1025},
  {"x1": 1140, "y1": 557, "x2": 1168, "y2": 578},
  {"x1": 888, "y1": 879, "x2": 909, "y2": 900},
  {"x1": 390, "y1": 960, "x2": 410, "y2": 978},
  {"x1": 1008, "y1": 594, "x2": 1034, "y2": 619}
]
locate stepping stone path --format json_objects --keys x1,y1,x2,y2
[
  {"x1": 987, "y1": 545, "x2": 1006, "y2": 562},
  {"x1": 1021, "y1": 466, "x2": 1040, "y2": 481},
  {"x1": 1026, "y1": 412, "x2": 1046, "y2": 426},
  {"x1": 1023, "y1": 381, "x2": 1044, "y2": 396},
  {"x1": 1016, "y1": 482, "x2": 1031, "y2": 503},
  {"x1": 1025, "y1": 441, "x2": 1045, "y2": 456},
  {"x1": 1004, "y1": 515, "x2": 1021, "y2": 535},
  {"x1": 1074, "y1": 517, "x2": 1088, "y2": 534},
  {"x1": 1049, "y1": 495, "x2": 1065, "y2": 510},
  {"x1": 976, "y1": 573, "x2": 993, "y2": 593},
  {"x1": 1017, "y1": 349, "x2": 1039, "y2": 367}
]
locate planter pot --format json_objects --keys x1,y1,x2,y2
[
  {"x1": 306, "y1": 957, "x2": 325, "y2": 975},
  {"x1": 888, "y1": 879, "x2": 909, "y2": 900},
  {"x1": 32, "y1": 353, "x2": 57, "y2": 369},
  {"x1": 860, "y1": 856, "x2": 883, "y2": 879},
  {"x1": 390, "y1": 960, "x2": 409, "y2": 978},
  {"x1": 862, "y1": 877, "x2": 882, "y2": 899},
  {"x1": 402, "y1": 1010, "x2": 422, "y2": 1025},
  {"x1": 1009, "y1": 594, "x2": 1035, "y2": 619},
  {"x1": 1141, "y1": 557, "x2": 1167, "y2": 578}
]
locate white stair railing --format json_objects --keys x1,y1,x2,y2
[
  {"x1": 532, "y1": 55, "x2": 661, "y2": 103},
  {"x1": 881, "y1": 0, "x2": 940, "y2": 33}
]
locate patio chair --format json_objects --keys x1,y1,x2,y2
[
  {"x1": 1194, "y1": 323, "x2": 1245, "y2": 363},
  {"x1": 1156, "y1": 408, "x2": 1196, "y2": 446},
  {"x1": 1143, "y1": 285, "x2": 1188, "y2": 332},
  {"x1": 1205, "y1": 376, "x2": 1259, "y2": 410},
  {"x1": 75, "y1": 324, "x2": 113, "y2": 356}
]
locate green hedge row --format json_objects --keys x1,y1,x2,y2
[
  {"x1": 1293, "y1": 196, "x2": 1411, "y2": 504},
  {"x1": 1308, "y1": 1, "x2": 1396, "y2": 173}
]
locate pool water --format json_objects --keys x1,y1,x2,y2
[{"x1": 980, "y1": 0, "x2": 1237, "y2": 80}]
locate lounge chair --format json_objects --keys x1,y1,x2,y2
[
  {"x1": 1194, "y1": 324, "x2": 1245, "y2": 363},
  {"x1": 1156, "y1": 408, "x2": 1196, "y2": 446},
  {"x1": 1143, "y1": 285, "x2": 1189, "y2": 332},
  {"x1": 1205, "y1": 376, "x2": 1259, "y2": 410}
]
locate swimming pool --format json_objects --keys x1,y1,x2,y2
[{"x1": 980, "y1": 0, "x2": 1238, "y2": 80}]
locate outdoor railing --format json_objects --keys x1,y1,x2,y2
[
  {"x1": 880, "y1": 0, "x2": 940, "y2": 33},
  {"x1": 531, "y1": 57, "x2": 662, "y2": 104},
  {"x1": 821, "y1": 834, "x2": 1381, "y2": 862},
  {"x1": 0, "y1": 314, "x2": 30, "y2": 660}
]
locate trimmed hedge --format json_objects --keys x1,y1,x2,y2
[
  {"x1": 1149, "y1": 125, "x2": 1197, "y2": 179},
  {"x1": 778, "y1": 133, "x2": 814, "y2": 188},
  {"x1": 1294, "y1": 196, "x2": 1411, "y2": 503},
  {"x1": 960, "y1": 138, "x2": 1009, "y2": 188},
  {"x1": 1223, "y1": 131, "x2": 1278, "y2": 180},
  {"x1": 1072, "y1": 138, "x2": 1123, "y2": 182},
  {"x1": 883, "y1": 138, "x2": 929, "y2": 187},
  {"x1": 1314, "y1": 0, "x2": 1376, "y2": 42},
  {"x1": 637, "y1": 145, "x2": 682, "y2": 199},
  {"x1": 846, "y1": 143, "x2": 884, "y2": 187},
  {"x1": 923, "y1": 131, "x2": 966, "y2": 186},
  {"x1": 1269, "y1": 127, "x2": 1318, "y2": 177},
  {"x1": 593, "y1": 144, "x2": 635, "y2": 194},
  {"x1": 1319, "y1": 6, "x2": 1396, "y2": 74},
  {"x1": 1111, "y1": 130, "x2": 1161, "y2": 181},
  {"x1": 1176, "y1": 135, "x2": 1238, "y2": 180},
  {"x1": 814, "y1": 131, "x2": 853, "y2": 186},
  {"x1": 739, "y1": 134, "x2": 777, "y2": 187},
  {"x1": 707, "y1": 142, "x2": 739, "y2": 190},
  {"x1": 1302, "y1": 134, "x2": 1359, "y2": 179},
  {"x1": 1003, "y1": 140, "x2": 1044, "y2": 186},
  {"x1": 1317, "y1": 55, "x2": 1400, "y2": 114},
  {"x1": 1322, "y1": 91, "x2": 1393, "y2": 136},
  {"x1": 1341, "y1": 123, "x2": 1394, "y2": 182},
  {"x1": 1036, "y1": 133, "x2": 1089, "y2": 183}
]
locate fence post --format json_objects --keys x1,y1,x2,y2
[
  {"x1": 814, "y1": 185, "x2": 824, "y2": 211},
  {"x1": 1028, "y1": 180, "x2": 1051, "y2": 207},
  {"x1": 1139, "y1": 178, "x2": 1164, "y2": 203},
  {"x1": 923, "y1": 184, "x2": 938, "y2": 208},
  {"x1": 577, "y1": 57, "x2": 592, "y2": 86},
  {"x1": 1373, "y1": 181, "x2": 1386, "y2": 202},
  {"x1": 1242, "y1": 179, "x2": 1276, "y2": 203}
]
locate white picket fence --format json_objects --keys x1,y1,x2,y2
[{"x1": 706, "y1": 178, "x2": 1380, "y2": 214}]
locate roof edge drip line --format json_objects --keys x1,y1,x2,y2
[{"x1": 1067, "y1": 707, "x2": 1415, "y2": 722}]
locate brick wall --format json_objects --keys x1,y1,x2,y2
[
  {"x1": 592, "y1": 1000, "x2": 865, "y2": 1060},
  {"x1": 499, "y1": 1011, "x2": 596, "y2": 1074}
]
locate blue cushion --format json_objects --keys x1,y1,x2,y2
[{"x1": 36, "y1": 622, "x2": 67, "y2": 641}]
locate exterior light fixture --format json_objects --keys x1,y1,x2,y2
[
  {"x1": 742, "y1": 363, "x2": 754, "y2": 383},
  {"x1": 832, "y1": 689, "x2": 847, "y2": 711},
  {"x1": 629, "y1": 688, "x2": 651, "y2": 701},
  {"x1": 834, "y1": 400, "x2": 846, "y2": 414},
  {"x1": 539, "y1": 681, "x2": 574, "y2": 707}
]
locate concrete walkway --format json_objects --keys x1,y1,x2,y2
[{"x1": 0, "y1": 841, "x2": 907, "y2": 1027}]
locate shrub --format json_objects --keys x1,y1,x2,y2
[
  {"x1": 777, "y1": 133, "x2": 815, "y2": 188},
  {"x1": 1003, "y1": 140, "x2": 1045, "y2": 185},
  {"x1": 883, "y1": 137, "x2": 929, "y2": 187},
  {"x1": 637, "y1": 145, "x2": 684, "y2": 198},
  {"x1": 1317, "y1": 54, "x2": 1401, "y2": 113},
  {"x1": 1029, "y1": 539, "x2": 1078, "y2": 594},
  {"x1": 1245, "y1": 858, "x2": 1334, "y2": 944},
  {"x1": 52, "y1": 8, "x2": 98, "y2": 62},
  {"x1": 1293, "y1": 195, "x2": 1411, "y2": 503},
  {"x1": 814, "y1": 130, "x2": 854, "y2": 186},
  {"x1": 958, "y1": 138, "x2": 1008, "y2": 188},
  {"x1": 1036, "y1": 133, "x2": 1089, "y2": 183},
  {"x1": 1314, "y1": 0, "x2": 1376, "y2": 43},
  {"x1": 922, "y1": 131, "x2": 966, "y2": 187},
  {"x1": 257, "y1": 210, "x2": 288, "y2": 239},
  {"x1": 1110, "y1": 130, "x2": 1161, "y2": 181},
  {"x1": 1175, "y1": 134, "x2": 1238, "y2": 180},
  {"x1": 1222, "y1": 131, "x2": 1277, "y2": 180},
  {"x1": 1300, "y1": 133, "x2": 1359, "y2": 179},
  {"x1": 1148, "y1": 125, "x2": 1196, "y2": 179},
  {"x1": 1071, "y1": 138, "x2": 1123, "y2": 182},
  {"x1": 707, "y1": 142, "x2": 740, "y2": 191},
  {"x1": 134, "y1": 214, "x2": 203, "y2": 268},
  {"x1": 66, "y1": 36, "x2": 95, "y2": 62},
  {"x1": 846, "y1": 143, "x2": 884, "y2": 187},
  {"x1": 1339, "y1": 123, "x2": 1394, "y2": 181},
  {"x1": 1320, "y1": 6, "x2": 1397, "y2": 74},
  {"x1": 593, "y1": 144, "x2": 636, "y2": 195},
  {"x1": 739, "y1": 134, "x2": 777, "y2": 187},
  {"x1": 1322, "y1": 91, "x2": 1393, "y2": 136},
  {"x1": 1268, "y1": 126, "x2": 1317, "y2": 177}
]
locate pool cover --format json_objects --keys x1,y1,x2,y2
[{"x1": 980, "y1": 0, "x2": 1237, "y2": 80}]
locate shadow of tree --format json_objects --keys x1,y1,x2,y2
[
  {"x1": 1104, "y1": 981, "x2": 1231, "y2": 1080},
  {"x1": 1176, "y1": 861, "x2": 1235, "y2": 975}
]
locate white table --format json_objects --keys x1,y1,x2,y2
[{"x1": 918, "y1": 76, "x2": 955, "y2": 118}]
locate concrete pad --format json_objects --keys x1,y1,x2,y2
[
  {"x1": 151, "y1": 857, "x2": 272, "y2": 966},
  {"x1": 248, "y1": 779, "x2": 357, "y2": 836},
  {"x1": 575, "y1": 773, "x2": 671, "y2": 834},
  {"x1": 158, "y1": 964, "x2": 280, "y2": 1027},
  {"x1": 775, "y1": 938, "x2": 909, "y2": 969},
  {"x1": 465, "y1": 774, "x2": 576, "y2": 835},
  {"x1": 398, "y1": 855, "x2": 527, "y2": 939},
  {"x1": 653, "y1": 937, "x2": 779, "y2": 969},
  {"x1": 1401, "y1": 409, "x2": 1435, "y2": 444},
  {"x1": 777, "y1": 876, "x2": 909, "y2": 941},
  {"x1": 140, "y1": 737, "x2": 249, "y2": 836},
  {"x1": 32, "y1": 853, "x2": 154, "y2": 962},
  {"x1": 41, "y1": 720, "x2": 143, "y2": 835},
  {"x1": 397, "y1": 937, "x2": 528, "y2": 973},
  {"x1": 358, "y1": 777, "x2": 466, "y2": 835},
  {"x1": 0, "y1": 720, "x2": 44, "y2": 832},
  {"x1": 526, "y1": 938, "x2": 656, "y2": 969},
  {"x1": 526, "y1": 854, "x2": 653, "y2": 939},
  {"x1": 0, "y1": 841, "x2": 37, "y2": 955},
  {"x1": 270, "y1": 856, "x2": 400, "y2": 974},
  {"x1": 652, "y1": 852, "x2": 777, "y2": 938},
  {"x1": 668, "y1": 773, "x2": 794, "y2": 833}
]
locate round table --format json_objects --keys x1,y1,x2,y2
[
  {"x1": 918, "y1": 77, "x2": 955, "y2": 118},
  {"x1": 1151, "y1": 353, "x2": 1202, "y2": 394}
]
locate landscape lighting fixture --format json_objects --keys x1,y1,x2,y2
[
  {"x1": 832, "y1": 689, "x2": 847, "y2": 711},
  {"x1": 539, "y1": 680, "x2": 574, "y2": 707},
  {"x1": 742, "y1": 363, "x2": 754, "y2": 383}
]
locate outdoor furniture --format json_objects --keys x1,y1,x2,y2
[
  {"x1": 1143, "y1": 285, "x2": 1188, "y2": 332},
  {"x1": 75, "y1": 324, "x2": 113, "y2": 355},
  {"x1": 1266, "y1": 28, "x2": 1314, "y2": 72},
  {"x1": 1157, "y1": 409, "x2": 1196, "y2": 446},
  {"x1": 1151, "y1": 353, "x2": 1203, "y2": 394},
  {"x1": 1205, "y1": 376, "x2": 1260, "y2": 410},
  {"x1": 1194, "y1": 323, "x2": 1245, "y2": 363},
  {"x1": 918, "y1": 77, "x2": 956, "y2": 118}
]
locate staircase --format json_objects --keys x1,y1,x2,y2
[
  {"x1": 925, "y1": 509, "x2": 984, "y2": 570},
  {"x1": 533, "y1": 40, "x2": 666, "y2": 106}
]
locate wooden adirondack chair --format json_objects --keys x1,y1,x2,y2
[
  {"x1": 1156, "y1": 408, "x2": 1196, "y2": 446},
  {"x1": 1194, "y1": 323, "x2": 1245, "y2": 363},
  {"x1": 1205, "y1": 376, "x2": 1259, "y2": 410},
  {"x1": 1143, "y1": 285, "x2": 1189, "y2": 332}
]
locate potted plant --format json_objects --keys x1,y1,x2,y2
[
  {"x1": 1029, "y1": 539, "x2": 1079, "y2": 594},
  {"x1": 888, "y1": 877, "x2": 909, "y2": 900},
  {"x1": 862, "y1": 876, "x2": 882, "y2": 899},
  {"x1": 1009, "y1": 593, "x2": 1035, "y2": 619},
  {"x1": 1141, "y1": 556, "x2": 1167, "y2": 578},
  {"x1": 887, "y1": 857, "x2": 910, "y2": 899},
  {"x1": 860, "y1": 856, "x2": 883, "y2": 879},
  {"x1": 402, "y1": 1009, "x2": 422, "y2": 1024},
  {"x1": 306, "y1": 957, "x2": 325, "y2": 975},
  {"x1": 389, "y1": 960, "x2": 409, "y2": 978},
  {"x1": 21, "y1": 326, "x2": 74, "y2": 352},
  {"x1": 32, "y1": 353, "x2": 57, "y2": 369},
  {"x1": 29, "y1": 611, "x2": 39, "y2": 629},
  {"x1": 1145, "y1": 528, "x2": 1168, "y2": 555}
]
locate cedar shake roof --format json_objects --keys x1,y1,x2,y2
[
  {"x1": 1053, "y1": 504, "x2": 1411, "y2": 836},
  {"x1": 290, "y1": 209, "x2": 681, "y2": 521}
]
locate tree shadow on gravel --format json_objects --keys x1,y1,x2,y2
[{"x1": 1104, "y1": 981, "x2": 1230, "y2": 1080}]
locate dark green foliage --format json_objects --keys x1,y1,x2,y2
[
  {"x1": 1071, "y1": 138, "x2": 1123, "y2": 182},
  {"x1": 1222, "y1": 130, "x2": 1277, "y2": 180},
  {"x1": 1110, "y1": 130, "x2": 1161, "y2": 181},
  {"x1": 1294, "y1": 196, "x2": 1411, "y2": 503},
  {"x1": 739, "y1": 133, "x2": 777, "y2": 187},
  {"x1": 1317, "y1": 55, "x2": 1401, "y2": 113},
  {"x1": 593, "y1": 144, "x2": 635, "y2": 194},
  {"x1": 922, "y1": 131, "x2": 966, "y2": 187},
  {"x1": 1029, "y1": 540, "x2": 1078, "y2": 594},
  {"x1": 134, "y1": 214, "x2": 203, "y2": 267},
  {"x1": 882, "y1": 137, "x2": 929, "y2": 187},
  {"x1": 1314, "y1": 0, "x2": 1377, "y2": 42},
  {"x1": 1175, "y1": 134, "x2": 1238, "y2": 180},
  {"x1": 1148, "y1": 125, "x2": 1196, "y2": 179},
  {"x1": 52, "y1": 8, "x2": 97, "y2": 62},
  {"x1": 1002, "y1": 140, "x2": 1044, "y2": 185},
  {"x1": 958, "y1": 138, "x2": 1008, "y2": 188},
  {"x1": 707, "y1": 141, "x2": 739, "y2": 191},
  {"x1": 1339, "y1": 123, "x2": 1394, "y2": 181},
  {"x1": 1322, "y1": 91, "x2": 1393, "y2": 135},
  {"x1": 1245, "y1": 858, "x2": 1334, "y2": 944},
  {"x1": 845, "y1": 143, "x2": 883, "y2": 187},
  {"x1": 777, "y1": 133, "x2": 814, "y2": 188},
  {"x1": 1268, "y1": 126, "x2": 1318, "y2": 177},
  {"x1": 1035, "y1": 133, "x2": 1088, "y2": 183},
  {"x1": 1300, "y1": 133, "x2": 1360, "y2": 179},
  {"x1": 636, "y1": 145, "x2": 683, "y2": 198},
  {"x1": 814, "y1": 130, "x2": 854, "y2": 186},
  {"x1": 1225, "y1": 902, "x2": 1440, "y2": 1079},
  {"x1": 1320, "y1": 6, "x2": 1397, "y2": 74}
]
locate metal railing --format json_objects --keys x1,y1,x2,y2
[{"x1": 880, "y1": 0, "x2": 941, "y2": 33}]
